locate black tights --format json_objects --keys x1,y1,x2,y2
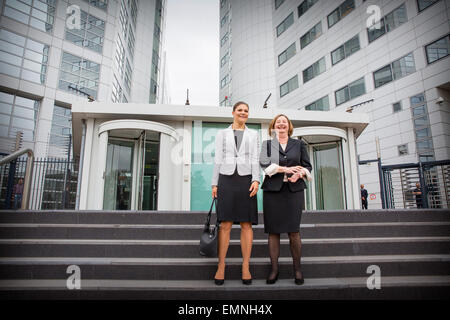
[{"x1": 267, "y1": 232, "x2": 303, "y2": 280}]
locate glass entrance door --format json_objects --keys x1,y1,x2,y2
[
  {"x1": 142, "y1": 139, "x2": 159, "y2": 210},
  {"x1": 103, "y1": 139, "x2": 134, "y2": 210},
  {"x1": 313, "y1": 142, "x2": 345, "y2": 210}
]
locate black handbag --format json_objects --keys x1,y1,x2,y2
[{"x1": 199, "y1": 198, "x2": 220, "y2": 257}]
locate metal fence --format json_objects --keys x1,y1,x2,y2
[
  {"x1": 382, "y1": 160, "x2": 450, "y2": 209},
  {"x1": 0, "y1": 157, "x2": 78, "y2": 210}
]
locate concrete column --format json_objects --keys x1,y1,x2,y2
[
  {"x1": 78, "y1": 118, "x2": 94, "y2": 210},
  {"x1": 95, "y1": 130, "x2": 108, "y2": 210},
  {"x1": 181, "y1": 120, "x2": 192, "y2": 210},
  {"x1": 347, "y1": 128, "x2": 361, "y2": 209}
]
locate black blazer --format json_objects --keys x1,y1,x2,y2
[{"x1": 260, "y1": 138, "x2": 312, "y2": 192}]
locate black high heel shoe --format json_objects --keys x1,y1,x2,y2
[
  {"x1": 266, "y1": 272, "x2": 279, "y2": 285},
  {"x1": 295, "y1": 271, "x2": 304, "y2": 285},
  {"x1": 242, "y1": 278, "x2": 252, "y2": 285},
  {"x1": 214, "y1": 278, "x2": 225, "y2": 286}
]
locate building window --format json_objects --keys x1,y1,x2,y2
[
  {"x1": 83, "y1": 0, "x2": 108, "y2": 10},
  {"x1": 49, "y1": 105, "x2": 73, "y2": 158},
  {"x1": 373, "y1": 53, "x2": 415, "y2": 88},
  {"x1": 111, "y1": 74, "x2": 123, "y2": 102},
  {"x1": 221, "y1": 52, "x2": 229, "y2": 67},
  {"x1": 0, "y1": 29, "x2": 49, "y2": 84},
  {"x1": 59, "y1": 52, "x2": 100, "y2": 100},
  {"x1": 221, "y1": 0, "x2": 227, "y2": 9},
  {"x1": 303, "y1": 57, "x2": 326, "y2": 83},
  {"x1": 124, "y1": 58, "x2": 132, "y2": 94},
  {"x1": 398, "y1": 144, "x2": 408, "y2": 156},
  {"x1": 331, "y1": 34, "x2": 360, "y2": 65},
  {"x1": 280, "y1": 75, "x2": 299, "y2": 97},
  {"x1": 305, "y1": 95, "x2": 329, "y2": 111},
  {"x1": 65, "y1": 10, "x2": 105, "y2": 53},
  {"x1": 221, "y1": 12, "x2": 229, "y2": 28},
  {"x1": 276, "y1": 12, "x2": 294, "y2": 37},
  {"x1": 278, "y1": 42, "x2": 296, "y2": 66},
  {"x1": 368, "y1": 3, "x2": 407, "y2": 43},
  {"x1": 327, "y1": 0, "x2": 355, "y2": 28},
  {"x1": 0, "y1": 91, "x2": 39, "y2": 143},
  {"x1": 221, "y1": 74, "x2": 229, "y2": 88},
  {"x1": 410, "y1": 92, "x2": 434, "y2": 161},
  {"x1": 298, "y1": 0, "x2": 318, "y2": 18},
  {"x1": 275, "y1": 0, "x2": 285, "y2": 10},
  {"x1": 221, "y1": 32, "x2": 229, "y2": 47},
  {"x1": 393, "y1": 101, "x2": 402, "y2": 113},
  {"x1": 300, "y1": 21, "x2": 322, "y2": 49},
  {"x1": 425, "y1": 34, "x2": 449, "y2": 64},
  {"x1": 335, "y1": 77, "x2": 365, "y2": 105},
  {"x1": 417, "y1": 0, "x2": 439, "y2": 12},
  {"x1": 2, "y1": 0, "x2": 56, "y2": 33}
]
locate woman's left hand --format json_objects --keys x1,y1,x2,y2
[
  {"x1": 288, "y1": 171, "x2": 304, "y2": 183},
  {"x1": 249, "y1": 181, "x2": 259, "y2": 197}
]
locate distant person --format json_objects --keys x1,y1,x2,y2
[
  {"x1": 412, "y1": 182, "x2": 423, "y2": 208},
  {"x1": 13, "y1": 178, "x2": 24, "y2": 210},
  {"x1": 361, "y1": 184, "x2": 368, "y2": 210}
]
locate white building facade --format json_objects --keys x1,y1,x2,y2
[
  {"x1": 220, "y1": 0, "x2": 450, "y2": 208},
  {"x1": 0, "y1": 0, "x2": 168, "y2": 159}
]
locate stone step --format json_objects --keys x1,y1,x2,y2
[
  {"x1": 0, "y1": 255, "x2": 448, "y2": 280},
  {"x1": 1, "y1": 237, "x2": 449, "y2": 258},
  {"x1": 1, "y1": 276, "x2": 449, "y2": 299},
  {"x1": 1, "y1": 210, "x2": 449, "y2": 226},
  {"x1": 0, "y1": 222, "x2": 449, "y2": 239}
]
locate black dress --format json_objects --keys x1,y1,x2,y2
[
  {"x1": 217, "y1": 130, "x2": 258, "y2": 225},
  {"x1": 260, "y1": 138, "x2": 312, "y2": 234}
]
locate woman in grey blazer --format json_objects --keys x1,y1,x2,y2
[
  {"x1": 211, "y1": 101, "x2": 260, "y2": 285},
  {"x1": 260, "y1": 114, "x2": 312, "y2": 285}
]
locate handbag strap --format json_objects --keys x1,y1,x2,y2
[
  {"x1": 206, "y1": 198, "x2": 218, "y2": 227},
  {"x1": 267, "y1": 140, "x2": 271, "y2": 158}
]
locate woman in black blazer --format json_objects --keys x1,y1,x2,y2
[{"x1": 260, "y1": 114, "x2": 312, "y2": 285}]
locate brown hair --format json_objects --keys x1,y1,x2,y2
[
  {"x1": 232, "y1": 101, "x2": 249, "y2": 112},
  {"x1": 268, "y1": 114, "x2": 294, "y2": 137}
]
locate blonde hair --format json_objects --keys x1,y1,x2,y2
[{"x1": 268, "y1": 114, "x2": 293, "y2": 137}]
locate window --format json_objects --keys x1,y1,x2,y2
[
  {"x1": 303, "y1": 57, "x2": 326, "y2": 83},
  {"x1": 221, "y1": 0, "x2": 227, "y2": 8},
  {"x1": 305, "y1": 95, "x2": 329, "y2": 111},
  {"x1": 417, "y1": 0, "x2": 439, "y2": 12},
  {"x1": 280, "y1": 75, "x2": 299, "y2": 97},
  {"x1": 49, "y1": 105, "x2": 73, "y2": 157},
  {"x1": 221, "y1": 33, "x2": 229, "y2": 47},
  {"x1": 393, "y1": 102, "x2": 402, "y2": 113},
  {"x1": 335, "y1": 77, "x2": 365, "y2": 105},
  {"x1": 0, "y1": 29, "x2": 49, "y2": 84},
  {"x1": 59, "y1": 52, "x2": 100, "y2": 99},
  {"x1": 221, "y1": 74, "x2": 229, "y2": 88},
  {"x1": 277, "y1": 12, "x2": 294, "y2": 37},
  {"x1": 278, "y1": 42, "x2": 296, "y2": 66},
  {"x1": 221, "y1": 12, "x2": 229, "y2": 28},
  {"x1": 331, "y1": 34, "x2": 360, "y2": 65},
  {"x1": 0, "y1": 91, "x2": 39, "y2": 143},
  {"x1": 425, "y1": 34, "x2": 450, "y2": 64},
  {"x1": 3, "y1": 0, "x2": 56, "y2": 33},
  {"x1": 221, "y1": 52, "x2": 229, "y2": 67},
  {"x1": 373, "y1": 53, "x2": 415, "y2": 88},
  {"x1": 368, "y1": 3, "x2": 407, "y2": 43},
  {"x1": 410, "y1": 92, "x2": 434, "y2": 160},
  {"x1": 65, "y1": 10, "x2": 105, "y2": 53},
  {"x1": 275, "y1": 0, "x2": 285, "y2": 9},
  {"x1": 300, "y1": 21, "x2": 322, "y2": 49},
  {"x1": 83, "y1": 0, "x2": 108, "y2": 10},
  {"x1": 327, "y1": 0, "x2": 355, "y2": 28},
  {"x1": 298, "y1": 0, "x2": 318, "y2": 18},
  {"x1": 398, "y1": 144, "x2": 408, "y2": 156}
]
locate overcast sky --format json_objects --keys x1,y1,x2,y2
[{"x1": 165, "y1": 0, "x2": 220, "y2": 106}]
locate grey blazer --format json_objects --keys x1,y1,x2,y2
[{"x1": 211, "y1": 125, "x2": 260, "y2": 186}]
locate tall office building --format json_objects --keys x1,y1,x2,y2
[
  {"x1": 0, "y1": 0, "x2": 167, "y2": 158},
  {"x1": 220, "y1": 0, "x2": 450, "y2": 208}
]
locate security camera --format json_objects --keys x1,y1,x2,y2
[{"x1": 436, "y1": 96, "x2": 444, "y2": 104}]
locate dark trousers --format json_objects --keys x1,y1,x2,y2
[{"x1": 362, "y1": 200, "x2": 368, "y2": 210}]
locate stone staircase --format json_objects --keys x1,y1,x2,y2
[{"x1": 0, "y1": 209, "x2": 449, "y2": 299}]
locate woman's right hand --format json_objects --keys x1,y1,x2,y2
[
  {"x1": 212, "y1": 186, "x2": 218, "y2": 198},
  {"x1": 281, "y1": 166, "x2": 303, "y2": 174}
]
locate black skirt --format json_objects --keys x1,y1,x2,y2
[
  {"x1": 217, "y1": 171, "x2": 258, "y2": 225},
  {"x1": 263, "y1": 183, "x2": 303, "y2": 234}
]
